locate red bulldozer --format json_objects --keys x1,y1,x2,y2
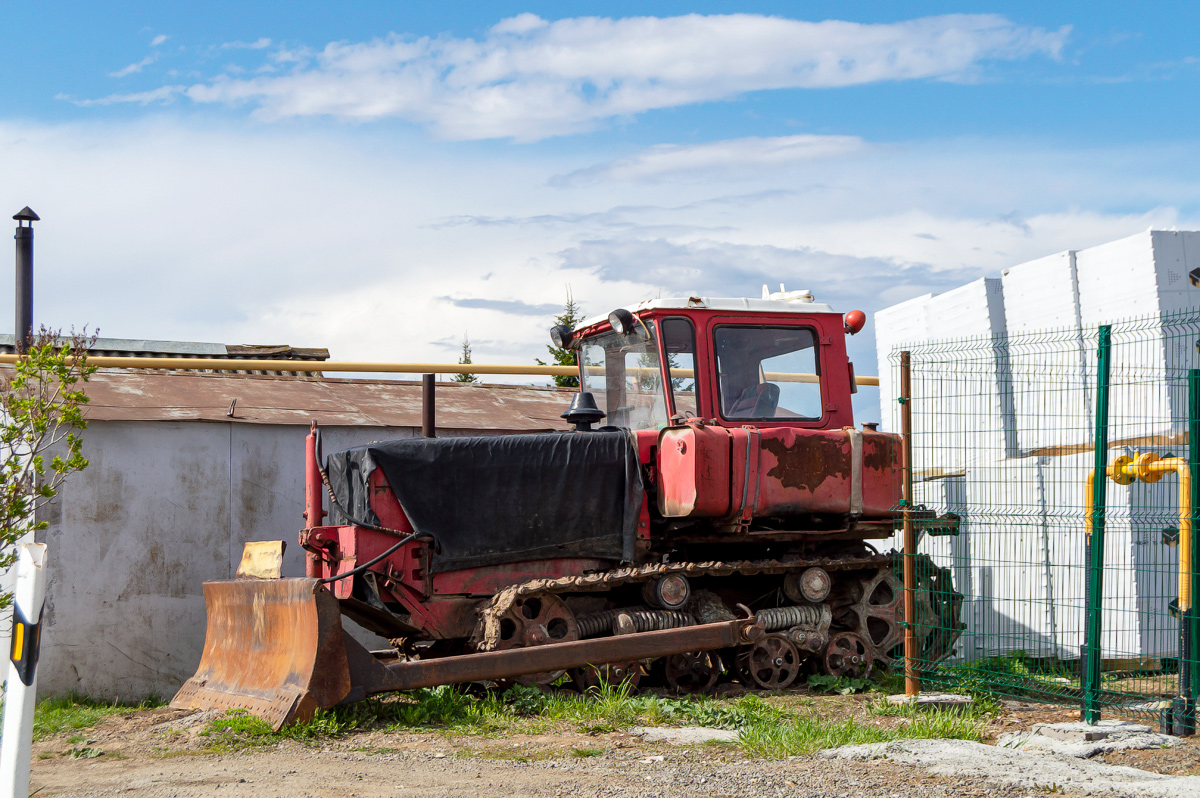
[{"x1": 173, "y1": 290, "x2": 962, "y2": 728}]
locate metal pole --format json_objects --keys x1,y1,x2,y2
[
  {"x1": 0, "y1": 543, "x2": 48, "y2": 798},
  {"x1": 900, "y1": 350, "x2": 918, "y2": 697},
  {"x1": 302, "y1": 422, "x2": 324, "y2": 579},
  {"x1": 1083, "y1": 325, "x2": 1112, "y2": 725},
  {"x1": 1184, "y1": 368, "x2": 1200, "y2": 735},
  {"x1": 422, "y1": 374, "x2": 435, "y2": 438},
  {"x1": 12, "y1": 207, "x2": 37, "y2": 354}
]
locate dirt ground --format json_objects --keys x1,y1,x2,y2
[{"x1": 28, "y1": 696, "x2": 1200, "y2": 798}]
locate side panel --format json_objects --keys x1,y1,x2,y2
[
  {"x1": 657, "y1": 425, "x2": 732, "y2": 517},
  {"x1": 755, "y1": 428, "x2": 854, "y2": 515},
  {"x1": 755, "y1": 428, "x2": 899, "y2": 519}
]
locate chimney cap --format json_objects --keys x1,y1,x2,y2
[{"x1": 13, "y1": 207, "x2": 39, "y2": 222}]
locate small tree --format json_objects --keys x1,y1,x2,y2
[
  {"x1": 453, "y1": 333, "x2": 479, "y2": 384},
  {"x1": 536, "y1": 290, "x2": 583, "y2": 388},
  {"x1": 0, "y1": 327, "x2": 95, "y2": 610}
]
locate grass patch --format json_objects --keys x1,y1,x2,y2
[
  {"x1": 199, "y1": 710, "x2": 277, "y2": 751},
  {"x1": 739, "y1": 705, "x2": 988, "y2": 758},
  {"x1": 32, "y1": 693, "x2": 165, "y2": 742},
  {"x1": 570, "y1": 746, "x2": 604, "y2": 757}
]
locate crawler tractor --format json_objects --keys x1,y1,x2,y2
[{"x1": 173, "y1": 289, "x2": 963, "y2": 728}]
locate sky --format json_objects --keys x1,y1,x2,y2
[{"x1": 1, "y1": 2, "x2": 1198, "y2": 420}]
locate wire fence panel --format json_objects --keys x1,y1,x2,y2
[{"x1": 888, "y1": 309, "x2": 1200, "y2": 731}]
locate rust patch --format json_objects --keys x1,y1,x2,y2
[
  {"x1": 761, "y1": 434, "x2": 849, "y2": 492},
  {"x1": 862, "y1": 435, "x2": 899, "y2": 472}
]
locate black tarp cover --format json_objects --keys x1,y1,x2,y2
[{"x1": 325, "y1": 431, "x2": 642, "y2": 573}]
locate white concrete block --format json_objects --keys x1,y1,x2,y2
[
  {"x1": 875, "y1": 292, "x2": 931, "y2": 434},
  {"x1": 919, "y1": 279, "x2": 1015, "y2": 467},
  {"x1": 1002, "y1": 251, "x2": 1091, "y2": 453}
]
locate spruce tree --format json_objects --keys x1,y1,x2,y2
[{"x1": 454, "y1": 333, "x2": 479, "y2": 383}]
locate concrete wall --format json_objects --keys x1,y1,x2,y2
[{"x1": 33, "y1": 419, "x2": 451, "y2": 700}]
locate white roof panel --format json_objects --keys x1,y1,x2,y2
[{"x1": 576, "y1": 295, "x2": 837, "y2": 331}]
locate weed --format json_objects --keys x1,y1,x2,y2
[
  {"x1": 199, "y1": 709, "x2": 277, "y2": 750},
  {"x1": 807, "y1": 675, "x2": 870, "y2": 695},
  {"x1": 503, "y1": 685, "x2": 548, "y2": 717},
  {"x1": 1036, "y1": 783, "x2": 1064, "y2": 794},
  {"x1": 571, "y1": 746, "x2": 604, "y2": 757},
  {"x1": 65, "y1": 747, "x2": 104, "y2": 759}
]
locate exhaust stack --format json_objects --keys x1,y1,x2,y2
[{"x1": 13, "y1": 207, "x2": 38, "y2": 354}]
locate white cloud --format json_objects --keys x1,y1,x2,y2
[
  {"x1": 88, "y1": 13, "x2": 1068, "y2": 140},
  {"x1": 150, "y1": 34, "x2": 169, "y2": 47},
  {"x1": 554, "y1": 135, "x2": 867, "y2": 185},
  {"x1": 222, "y1": 37, "x2": 272, "y2": 50},
  {"x1": 108, "y1": 54, "x2": 159, "y2": 78},
  {"x1": 68, "y1": 85, "x2": 184, "y2": 106},
  {"x1": 0, "y1": 118, "x2": 1193, "y2": 400}
]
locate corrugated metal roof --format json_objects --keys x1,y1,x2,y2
[
  {"x1": 0, "y1": 335, "x2": 330, "y2": 377},
  {"x1": 77, "y1": 369, "x2": 576, "y2": 431}
]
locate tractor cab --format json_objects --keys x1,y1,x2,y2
[{"x1": 560, "y1": 291, "x2": 863, "y2": 432}]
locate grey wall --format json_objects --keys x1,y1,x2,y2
[{"x1": 34, "y1": 420, "x2": 438, "y2": 699}]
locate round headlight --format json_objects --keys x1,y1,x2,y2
[
  {"x1": 608, "y1": 308, "x2": 636, "y2": 335},
  {"x1": 550, "y1": 324, "x2": 574, "y2": 349}
]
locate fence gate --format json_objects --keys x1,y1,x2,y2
[{"x1": 891, "y1": 311, "x2": 1200, "y2": 732}]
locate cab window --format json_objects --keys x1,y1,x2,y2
[
  {"x1": 660, "y1": 318, "x2": 698, "y2": 418},
  {"x1": 579, "y1": 320, "x2": 669, "y2": 430},
  {"x1": 714, "y1": 326, "x2": 821, "y2": 420}
]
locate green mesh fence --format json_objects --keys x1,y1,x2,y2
[{"x1": 889, "y1": 310, "x2": 1200, "y2": 731}]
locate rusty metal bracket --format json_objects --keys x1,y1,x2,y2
[{"x1": 345, "y1": 616, "x2": 764, "y2": 698}]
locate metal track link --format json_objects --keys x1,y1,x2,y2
[{"x1": 475, "y1": 553, "x2": 889, "y2": 650}]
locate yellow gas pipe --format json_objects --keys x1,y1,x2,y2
[
  {"x1": 0, "y1": 355, "x2": 881, "y2": 386},
  {"x1": 1105, "y1": 453, "x2": 1193, "y2": 612}
]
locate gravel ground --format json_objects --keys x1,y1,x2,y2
[
  {"x1": 33, "y1": 740, "x2": 1096, "y2": 798},
  {"x1": 26, "y1": 699, "x2": 1200, "y2": 797}
]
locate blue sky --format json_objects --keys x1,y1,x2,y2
[{"x1": 1, "y1": 3, "x2": 1198, "y2": 418}]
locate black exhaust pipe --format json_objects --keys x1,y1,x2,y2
[{"x1": 13, "y1": 206, "x2": 38, "y2": 354}]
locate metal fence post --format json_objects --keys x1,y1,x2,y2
[
  {"x1": 899, "y1": 350, "x2": 918, "y2": 696},
  {"x1": 1083, "y1": 325, "x2": 1112, "y2": 725},
  {"x1": 1185, "y1": 367, "x2": 1200, "y2": 734},
  {"x1": 422, "y1": 374, "x2": 436, "y2": 438}
]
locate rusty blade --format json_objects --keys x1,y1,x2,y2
[{"x1": 170, "y1": 578, "x2": 352, "y2": 730}]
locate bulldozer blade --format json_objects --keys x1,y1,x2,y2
[{"x1": 171, "y1": 578, "x2": 352, "y2": 730}]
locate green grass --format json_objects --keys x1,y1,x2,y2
[
  {"x1": 83, "y1": 678, "x2": 996, "y2": 761},
  {"x1": 570, "y1": 746, "x2": 604, "y2": 757},
  {"x1": 32, "y1": 693, "x2": 165, "y2": 742},
  {"x1": 739, "y1": 706, "x2": 988, "y2": 758}
]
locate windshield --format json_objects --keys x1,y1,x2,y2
[{"x1": 579, "y1": 320, "x2": 669, "y2": 431}]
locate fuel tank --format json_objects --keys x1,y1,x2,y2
[{"x1": 656, "y1": 421, "x2": 898, "y2": 522}]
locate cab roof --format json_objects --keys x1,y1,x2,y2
[{"x1": 576, "y1": 293, "x2": 837, "y2": 332}]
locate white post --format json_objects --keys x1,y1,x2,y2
[{"x1": 0, "y1": 543, "x2": 47, "y2": 798}]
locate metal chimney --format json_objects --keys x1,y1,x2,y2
[{"x1": 13, "y1": 207, "x2": 38, "y2": 354}]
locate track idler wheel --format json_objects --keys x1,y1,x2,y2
[
  {"x1": 572, "y1": 661, "x2": 643, "y2": 694},
  {"x1": 662, "y1": 651, "x2": 721, "y2": 694},
  {"x1": 850, "y1": 569, "x2": 903, "y2": 664},
  {"x1": 741, "y1": 634, "x2": 800, "y2": 690},
  {"x1": 493, "y1": 593, "x2": 579, "y2": 686},
  {"x1": 823, "y1": 632, "x2": 873, "y2": 680}
]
